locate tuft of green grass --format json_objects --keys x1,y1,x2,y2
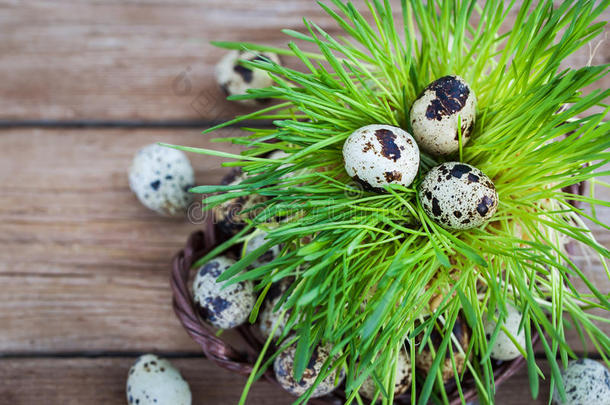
[{"x1": 170, "y1": 1, "x2": 609, "y2": 404}]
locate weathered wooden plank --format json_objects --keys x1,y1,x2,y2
[
  {"x1": 0, "y1": 129, "x2": 607, "y2": 354},
  {"x1": 0, "y1": 357, "x2": 564, "y2": 404},
  {"x1": 0, "y1": 1, "x2": 607, "y2": 121},
  {"x1": 0, "y1": 357, "x2": 293, "y2": 405},
  {"x1": 0, "y1": 0, "x2": 338, "y2": 121},
  {"x1": 0, "y1": 128, "x2": 243, "y2": 352}
]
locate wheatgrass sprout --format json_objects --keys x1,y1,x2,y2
[{"x1": 167, "y1": 1, "x2": 609, "y2": 404}]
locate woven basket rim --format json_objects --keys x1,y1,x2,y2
[{"x1": 170, "y1": 179, "x2": 587, "y2": 404}]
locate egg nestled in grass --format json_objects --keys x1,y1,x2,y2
[
  {"x1": 213, "y1": 170, "x2": 268, "y2": 237},
  {"x1": 215, "y1": 50, "x2": 280, "y2": 106},
  {"x1": 410, "y1": 75, "x2": 476, "y2": 156},
  {"x1": 243, "y1": 230, "x2": 281, "y2": 268},
  {"x1": 483, "y1": 304, "x2": 526, "y2": 361},
  {"x1": 415, "y1": 317, "x2": 470, "y2": 382},
  {"x1": 274, "y1": 341, "x2": 345, "y2": 398},
  {"x1": 342, "y1": 124, "x2": 420, "y2": 191},
  {"x1": 192, "y1": 255, "x2": 255, "y2": 329},
  {"x1": 419, "y1": 162, "x2": 498, "y2": 230},
  {"x1": 359, "y1": 350, "x2": 412, "y2": 400},
  {"x1": 258, "y1": 280, "x2": 292, "y2": 340}
]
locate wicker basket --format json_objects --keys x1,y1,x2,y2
[{"x1": 170, "y1": 179, "x2": 586, "y2": 404}]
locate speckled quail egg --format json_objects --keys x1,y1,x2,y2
[
  {"x1": 359, "y1": 350, "x2": 412, "y2": 400},
  {"x1": 483, "y1": 304, "x2": 526, "y2": 361},
  {"x1": 215, "y1": 50, "x2": 281, "y2": 106},
  {"x1": 259, "y1": 280, "x2": 292, "y2": 340},
  {"x1": 553, "y1": 358, "x2": 610, "y2": 405},
  {"x1": 421, "y1": 267, "x2": 460, "y2": 315},
  {"x1": 128, "y1": 144, "x2": 195, "y2": 216},
  {"x1": 342, "y1": 124, "x2": 420, "y2": 191},
  {"x1": 410, "y1": 75, "x2": 476, "y2": 156},
  {"x1": 274, "y1": 341, "x2": 345, "y2": 398},
  {"x1": 214, "y1": 170, "x2": 268, "y2": 236},
  {"x1": 419, "y1": 162, "x2": 498, "y2": 230},
  {"x1": 415, "y1": 317, "x2": 470, "y2": 382},
  {"x1": 126, "y1": 354, "x2": 191, "y2": 405},
  {"x1": 192, "y1": 255, "x2": 255, "y2": 329},
  {"x1": 244, "y1": 230, "x2": 281, "y2": 268}
]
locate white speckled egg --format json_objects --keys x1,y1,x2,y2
[
  {"x1": 192, "y1": 255, "x2": 255, "y2": 329},
  {"x1": 410, "y1": 75, "x2": 476, "y2": 156},
  {"x1": 419, "y1": 162, "x2": 498, "y2": 230},
  {"x1": 342, "y1": 124, "x2": 420, "y2": 191},
  {"x1": 126, "y1": 354, "x2": 191, "y2": 405},
  {"x1": 215, "y1": 50, "x2": 281, "y2": 106},
  {"x1": 553, "y1": 359, "x2": 610, "y2": 405},
  {"x1": 244, "y1": 231, "x2": 281, "y2": 268},
  {"x1": 359, "y1": 350, "x2": 412, "y2": 400},
  {"x1": 214, "y1": 170, "x2": 268, "y2": 236},
  {"x1": 416, "y1": 317, "x2": 470, "y2": 382},
  {"x1": 483, "y1": 304, "x2": 526, "y2": 361},
  {"x1": 128, "y1": 144, "x2": 195, "y2": 216},
  {"x1": 274, "y1": 341, "x2": 345, "y2": 398},
  {"x1": 259, "y1": 280, "x2": 292, "y2": 340}
]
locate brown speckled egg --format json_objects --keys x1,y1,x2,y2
[
  {"x1": 415, "y1": 317, "x2": 470, "y2": 382},
  {"x1": 215, "y1": 50, "x2": 280, "y2": 106},
  {"x1": 274, "y1": 341, "x2": 345, "y2": 398},
  {"x1": 192, "y1": 255, "x2": 255, "y2": 329},
  {"x1": 214, "y1": 170, "x2": 268, "y2": 237},
  {"x1": 410, "y1": 75, "x2": 476, "y2": 156},
  {"x1": 419, "y1": 162, "x2": 498, "y2": 230},
  {"x1": 359, "y1": 350, "x2": 412, "y2": 400},
  {"x1": 342, "y1": 124, "x2": 420, "y2": 191},
  {"x1": 483, "y1": 304, "x2": 526, "y2": 361},
  {"x1": 553, "y1": 359, "x2": 610, "y2": 405},
  {"x1": 126, "y1": 354, "x2": 191, "y2": 405}
]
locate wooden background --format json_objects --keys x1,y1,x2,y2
[{"x1": 0, "y1": 1, "x2": 608, "y2": 404}]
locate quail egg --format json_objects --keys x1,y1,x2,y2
[
  {"x1": 553, "y1": 358, "x2": 610, "y2": 405},
  {"x1": 410, "y1": 75, "x2": 476, "y2": 156},
  {"x1": 483, "y1": 304, "x2": 526, "y2": 361},
  {"x1": 126, "y1": 354, "x2": 191, "y2": 405},
  {"x1": 215, "y1": 50, "x2": 281, "y2": 106},
  {"x1": 419, "y1": 162, "x2": 498, "y2": 230},
  {"x1": 274, "y1": 341, "x2": 345, "y2": 398},
  {"x1": 415, "y1": 317, "x2": 470, "y2": 382},
  {"x1": 244, "y1": 230, "x2": 281, "y2": 268},
  {"x1": 214, "y1": 170, "x2": 268, "y2": 236},
  {"x1": 192, "y1": 255, "x2": 255, "y2": 329},
  {"x1": 342, "y1": 124, "x2": 420, "y2": 191},
  {"x1": 359, "y1": 350, "x2": 412, "y2": 400},
  {"x1": 128, "y1": 144, "x2": 195, "y2": 216},
  {"x1": 259, "y1": 280, "x2": 292, "y2": 340}
]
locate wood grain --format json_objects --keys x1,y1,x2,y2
[
  {"x1": 0, "y1": 128, "x2": 244, "y2": 352},
  {"x1": 0, "y1": 0, "x2": 606, "y2": 121},
  {"x1": 0, "y1": 357, "x2": 294, "y2": 405},
  {"x1": 0, "y1": 0, "x2": 338, "y2": 121},
  {"x1": 0, "y1": 357, "x2": 561, "y2": 405}
]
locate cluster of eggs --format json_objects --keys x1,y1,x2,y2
[
  {"x1": 188, "y1": 227, "x2": 347, "y2": 398},
  {"x1": 342, "y1": 75, "x2": 498, "y2": 231},
  {"x1": 123, "y1": 62, "x2": 609, "y2": 403}
]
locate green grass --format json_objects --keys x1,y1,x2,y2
[{"x1": 168, "y1": 1, "x2": 610, "y2": 404}]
